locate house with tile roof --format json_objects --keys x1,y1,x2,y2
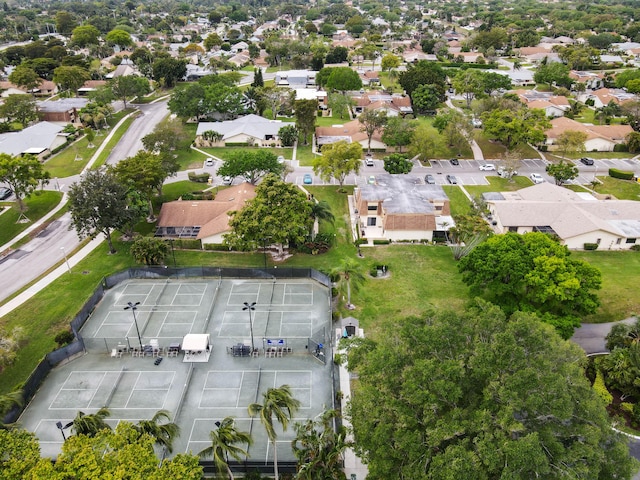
[
  {"x1": 578, "y1": 88, "x2": 636, "y2": 109},
  {"x1": 352, "y1": 93, "x2": 413, "y2": 117},
  {"x1": 155, "y1": 182, "x2": 256, "y2": 246},
  {"x1": 316, "y1": 119, "x2": 386, "y2": 151},
  {"x1": 544, "y1": 117, "x2": 632, "y2": 152},
  {"x1": 194, "y1": 114, "x2": 285, "y2": 147},
  {"x1": 354, "y1": 174, "x2": 453, "y2": 242},
  {"x1": 485, "y1": 183, "x2": 640, "y2": 250}
]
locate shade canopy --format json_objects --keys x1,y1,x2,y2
[{"x1": 182, "y1": 333, "x2": 210, "y2": 351}]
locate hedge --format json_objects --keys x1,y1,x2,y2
[
  {"x1": 583, "y1": 243, "x2": 599, "y2": 250},
  {"x1": 188, "y1": 172, "x2": 211, "y2": 183},
  {"x1": 593, "y1": 369, "x2": 613, "y2": 406},
  {"x1": 609, "y1": 168, "x2": 634, "y2": 180},
  {"x1": 373, "y1": 239, "x2": 390, "y2": 245}
]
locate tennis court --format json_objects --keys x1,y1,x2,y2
[{"x1": 19, "y1": 277, "x2": 334, "y2": 463}]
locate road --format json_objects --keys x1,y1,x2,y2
[{"x1": 0, "y1": 100, "x2": 169, "y2": 304}]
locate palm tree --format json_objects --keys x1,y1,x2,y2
[
  {"x1": 71, "y1": 407, "x2": 111, "y2": 437},
  {"x1": 135, "y1": 409, "x2": 180, "y2": 453},
  {"x1": 248, "y1": 385, "x2": 301, "y2": 480},
  {"x1": 0, "y1": 390, "x2": 23, "y2": 429},
  {"x1": 309, "y1": 200, "x2": 334, "y2": 238},
  {"x1": 199, "y1": 416, "x2": 252, "y2": 480},
  {"x1": 292, "y1": 409, "x2": 353, "y2": 480},
  {"x1": 331, "y1": 258, "x2": 366, "y2": 309}
]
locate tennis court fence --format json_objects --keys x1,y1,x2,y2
[{"x1": 3, "y1": 267, "x2": 330, "y2": 425}]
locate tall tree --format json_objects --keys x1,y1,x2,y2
[
  {"x1": 323, "y1": 67, "x2": 362, "y2": 93},
  {"x1": 327, "y1": 92, "x2": 353, "y2": 120},
  {"x1": 533, "y1": 62, "x2": 572, "y2": 89},
  {"x1": 217, "y1": 150, "x2": 284, "y2": 185},
  {"x1": 8, "y1": 65, "x2": 41, "y2": 93},
  {"x1": 110, "y1": 151, "x2": 166, "y2": 219},
  {"x1": 458, "y1": 232, "x2": 601, "y2": 338},
  {"x1": 292, "y1": 409, "x2": 352, "y2": 480},
  {"x1": 71, "y1": 25, "x2": 100, "y2": 47},
  {"x1": 398, "y1": 60, "x2": 447, "y2": 97},
  {"x1": 71, "y1": 407, "x2": 111, "y2": 437},
  {"x1": 294, "y1": 99, "x2": 318, "y2": 146},
  {"x1": 331, "y1": 258, "x2": 365, "y2": 308},
  {"x1": 314, "y1": 140, "x2": 363, "y2": 187},
  {"x1": 452, "y1": 69, "x2": 485, "y2": 108},
  {"x1": 0, "y1": 153, "x2": 49, "y2": 214},
  {"x1": 0, "y1": 429, "x2": 42, "y2": 477},
  {"x1": 68, "y1": 169, "x2": 130, "y2": 254},
  {"x1": 109, "y1": 75, "x2": 150, "y2": 109},
  {"x1": 105, "y1": 28, "x2": 133, "y2": 48},
  {"x1": 358, "y1": 110, "x2": 387, "y2": 153},
  {"x1": 381, "y1": 117, "x2": 417, "y2": 153},
  {"x1": 546, "y1": 160, "x2": 579, "y2": 185},
  {"x1": 347, "y1": 301, "x2": 636, "y2": 480},
  {"x1": 555, "y1": 130, "x2": 587, "y2": 157},
  {"x1": 152, "y1": 58, "x2": 187, "y2": 88},
  {"x1": 134, "y1": 409, "x2": 180, "y2": 453},
  {"x1": 248, "y1": 385, "x2": 301, "y2": 480},
  {"x1": 53, "y1": 65, "x2": 90, "y2": 96},
  {"x1": 0, "y1": 94, "x2": 37, "y2": 127},
  {"x1": 198, "y1": 416, "x2": 252, "y2": 480},
  {"x1": 225, "y1": 174, "x2": 312, "y2": 255},
  {"x1": 481, "y1": 107, "x2": 550, "y2": 150}
]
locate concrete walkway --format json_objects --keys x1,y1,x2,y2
[{"x1": 445, "y1": 98, "x2": 484, "y2": 161}]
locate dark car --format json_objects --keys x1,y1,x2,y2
[
  {"x1": 580, "y1": 157, "x2": 594, "y2": 166},
  {"x1": 0, "y1": 187, "x2": 12, "y2": 200},
  {"x1": 446, "y1": 174, "x2": 457, "y2": 184},
  {"x1": 449, "y1": 158, "x2": 460, "y2": 166},
  {"x1": 424, "y1": 174, "x2": 436, "y2": 184}
]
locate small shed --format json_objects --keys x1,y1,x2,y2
[{"x1": 181, "y1": 333, "x2": 211, "y2": 362}]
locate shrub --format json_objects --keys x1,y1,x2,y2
[
  {"x1": 584, "y1": 243, "x2": 599, "y2": 250},
  {"x1": 373, "y1": 239, "x2": 390, "y2": 245},
  {"x1": 203, "y1": 243, "x2": 234, "y2": 251},
  {"x1": 593, "y1": 369, "x2": 613, "y2": 406},
  {"x1": 54, "y1": 330, "x2": 75, "y2": 346},
  {"x1": 187, "y1": 172, "x2": 211, "y2": 183},
  {"x1": 630, "y1": 244, "x2": 640, "y2": 251},
  {"x1": 609, "y1": 168, "x2": 634, "y2": 180},
  {"x1": 614, "y1": 143, "x2": 629, "y2": 152},
  {"x1": 171, "y1": 238, "x2": 201, "y2": 249}
]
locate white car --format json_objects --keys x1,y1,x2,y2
[
  {"x1": 205, "y1": 157, "x2": 214, "y2": 167},
  {"x1": 530, "y1": 173, "x2": 545, "y2": 184},
  {"x1": 479, "y1": 163, "x2": 495, "y2": 171}
]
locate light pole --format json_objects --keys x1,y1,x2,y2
[
  {"x1": 242, "y1": 302, "x2": 256, "y2": 352},
  {"x1": 124, "y1": 301, "x2": 143, "y2": 350},
  {"x1": 60, "y1": 247, "x2": 71, "y2": 273},
  {"x1": 56, "y1": 420, "x2": 73, "y2": 441}
]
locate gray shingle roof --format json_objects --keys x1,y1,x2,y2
[
  {"x1": 359, "y1": 174, "x2": 449, "y2": 214},
  {"x1": 196, "y1": 114, "x2": 284, "y2": 141},
  {"x1": 0, "y1": 121, "x2": 65, "y2": 156}
]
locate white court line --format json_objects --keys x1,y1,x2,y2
[
  {"x1": 115, "y1": 283, "x2": 156, "y2": 306},
  {"x1": 124, "y1": 372, "x2": 141, "y2": 408}
]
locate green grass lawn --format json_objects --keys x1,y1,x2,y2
[
  {"x1": 465, "y1": 176, "x2": 533, "y2": 196},
  {"x1": 474, "y1": 131, "x2": 507, "y2": 159},
  {"x1": 378, "y1": 71, "x2": 401, "y2": 93},
  {"x1": 574, "y1": 251, "x2": 640, "y2": 324},
  {"x1": 0, "y1": 191, "x2": 64, "y2": 247},
  {"x1": 296, "y1": 144, "x2": 319, "y2": 166},
  {"x1": 90, "y1": 114, "x2": 137, "y2": 170},
  {"x1": 594, "y1": 176, "x2": 640, "y2": 200},
  {"x1": 443, "y1": 186, "x2": 472, "y2": 216},
  {"x1": 315, "y1": 114, "x2": 352, "y2": 127},
  {"x1": 413, "y1": 116, "x2": 473, "y2": 159}
]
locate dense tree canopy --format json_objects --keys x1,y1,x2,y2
[
  {"x1": 314, "y1": 140, "x2": 363, "y2": 186},
  {"x1": 398, "y1": 61, "x2": 447, "y2": 97},
  {"x1": 546, "y1": 160, "x2": 579, "y2": 185},
  {"x1": 458, "y1": 232, "x2": 601, "y2": 338},
  {"x1": 481, "y1": 107, "x2": 550, "y2": 150},
  {"x1": 217, "y1": 150, "x2": 284, "y2": 184},
  {"x1": 348, "y1": 301, "x2": 635, "y2": 480},
  {"x1": 225, "y1": 174, "x2": 312, "y2": 254},
  {"x1": 0, "y1": 153, "x2": 49, "y2": 213}
]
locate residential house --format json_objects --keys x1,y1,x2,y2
[
  {"x1": 194, "y1": 114, "x2": 285, "y2": 147},
  {"x1": 402, "y1": 49, "x2": 437, "y2": 63},
  {"x1": 485, "y1": 183, "x2": 640, "y2": 250},
  {"x1": 455, "y1": 52, "x2": 485, "y2": 63},
  {"x1": 316, "y1": 119, "x2": 386, "y2": 151},
  {"x1": 155, "y1": 182, "x2": 256, "y2": 246},
  {"x1": 0, "y1": 79, "x2": 57, "y2": 97},
  {"x1": 359, "y1": 70, "x2": 380, "y2": 86},
  {"x1": 579, "y1": 88, "x2": 636, "y2": 108},
  {"x1": 569, "y1": 71, "x2": 605, "y2": 90},
  {"x1": 275, "y1": 70, "x2": 316, "y2": 88},
  {"x1": 0, "y1": 121, "x2": 68, "y2": 159},
  {"x1": 77, "y1": 80, "x2": 107, "y2": 96},
  {"x1": 515, "y1": 91, "x2": 570, "y2": 117},
  {"x1": 353, "y1": 174, "x2": 453, "y2": 242},
  {"x1": 295, "y1": 88, "x2": 328, "y2": 110},
  {"x1": 105, "y1": 59, "x2": 137, "y2": 79},
  {"x1": 352, "y1": 93, "x2": 413, "y2": 117},
  {"x1": 36, "y1": 98, "x2": 88, "y2": 123},
  {"x1": 496, "y1": 69, "x2": 536, "y2": 87},
  {"x1": 544, "y1": 117, "x2": 633, "y2": 152}
]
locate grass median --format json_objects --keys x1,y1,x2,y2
[{"x1": 0, "y1": 191, "x2": 64, "y2": 247}]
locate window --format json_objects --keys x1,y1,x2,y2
[
  {"x1": 596, "y1": 238, "x2": 601, "y2": 245},
  {"x1": 508, "y1": 226, "x2": 518, "y2": 232},
  {"x1": 616, "y1": 238, "x2": 622, "y2": 244},
  {"x1": 626, "y1": 238, "x2": 637, "y2": 244},
  {"x1": 367, "y1": 217, "x2": 376, "y2": 226},
  {"x1": 368, "y1": 204, "x2": 377, "y2": 211}
]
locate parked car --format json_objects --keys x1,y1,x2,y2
[
  {"x1": 205, "y1": 157, "x2": 214, "y2": 167},
  {"x1": 479, "y1": 163, "x2": 495, "y2": 171},
  {"x1": 368, "y1": 175, "x2": 376, "y2": 185},
  {"x1": 472, "y1": 118, "x2": 483, "y2": 128},
  {"x1": 424, "y1": 174, "x2": 436, "y2": 184},
  {"x1": 222, "y1": 176, "x2": 233, "y2": 185},
  {"x1": 0, "y1": 187, "x2": 12, "y2": 200},
  {"x1": 580, "y1": 157, "x2": 594, "y2": 166},
  {"x1": 303, "y1": 173, "x2": 313, "y2": 184},
  {"x1": 446, "y1": 174, "x2": 457, "y2": 184},
  {"x1": 277, "y1": 155, "x2": 285, "y2": 163},
  {"x1": 530, "y1": 173, "x2": 545, "y2": 184},
  {"x1": 449, "y1": 158, "x2": 460, "y2": 166},
  {"x1": 364, "y1": 155, "x2": 374, "y2": 167}
]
